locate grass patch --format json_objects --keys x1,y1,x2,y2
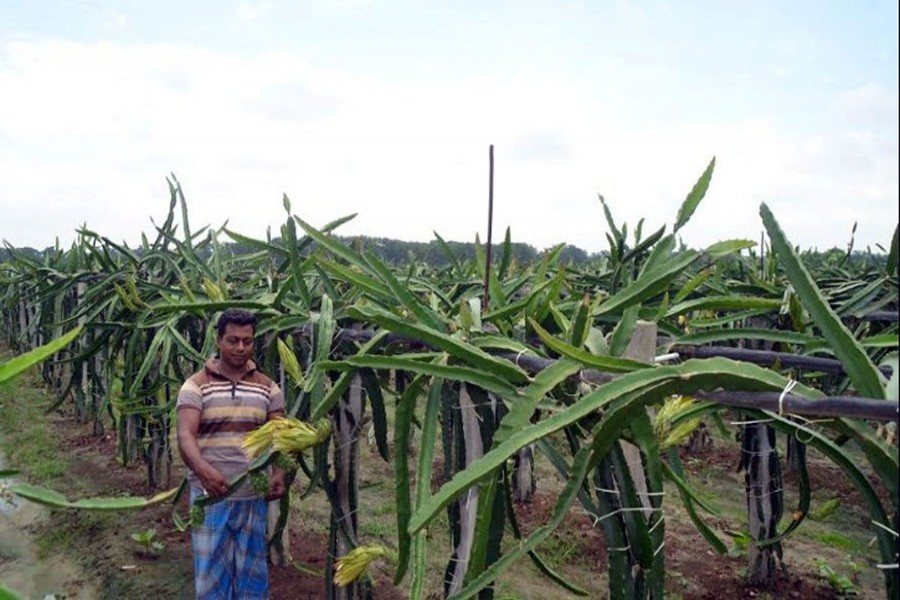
[
  {"x1": 815, "y1": 531, "x2": 861, "y2": 553},
  {"x1": 0, "y1": 541, "x2": 19, "y2": 561},
  {"x1": 34, "y1": 510, "x2": 119, "y2": 559},
  {"x1": 0, "y1": 365, "x2": 194, "y2": 600},
  {"x1": 532, "y1": 531, "x2": 591, "y2": 570},
  {"x1": 0, "y1": 375, "x2": 65, "y2": 482},
  {"x1": 34, "y1": 515, "x2": 76, "y2": 559}
]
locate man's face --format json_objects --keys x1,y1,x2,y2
[{"x1": 217, "y1": 323, "x2": 255, "y2": 370}]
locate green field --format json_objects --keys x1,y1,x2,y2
[{"x1": 1, "y1": 165, "x2": 897, "y2": 599}]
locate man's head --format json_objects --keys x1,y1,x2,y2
[{"x1": 215, "y1": 309, "x2": 258, "y2": 370}]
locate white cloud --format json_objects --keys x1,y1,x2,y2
[
  {"x1": 0, "y1": 39, "x2": 896, "y2": 254},
  {"x1": 235, "y1": 2, "x2": 273, "y2": 22},
  {"x1": 838, "y1": 83, "x2": 899, "y2": 128}
]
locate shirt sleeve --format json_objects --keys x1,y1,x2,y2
[
  {"x1": 176, "y1": 378, "x2": 203, "y2": 411},
  {"x1": 268, "y1": 382, "x2": 286, "y2": 415}
]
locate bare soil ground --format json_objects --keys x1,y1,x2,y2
[
  {"x1": 3, "y1": 424, "x2": 405, "y2": 599},
  {"x1": 1, "y1": 369, "x2": 891, "y2": 599}
]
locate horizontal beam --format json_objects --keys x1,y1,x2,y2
[
  {"x1": 861, "y1": 310, "x2": 899, "y2": 323},
  {"x1": 317, "y1": 328, "x2": 899, "y2": 422},
  {"x1": 672, "y1": 344, "x2": 893, "y2": 378},
  {"x1": 696, "y1": 390, "x2": 898, "y2": 422},
  {"x1": 495, "y1": 351, "x2": 897, "y2": 422}
]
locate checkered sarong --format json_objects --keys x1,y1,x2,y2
[{"x1": 191, "y1": 493, "x2": 269, "y2": 599}]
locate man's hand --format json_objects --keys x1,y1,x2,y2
[
  {"x1": 198, "y1": 465, "x2": 230, "y2": 498},
  {"x1": 265, "y1": 468, "x2": 285, "y2": 501}
]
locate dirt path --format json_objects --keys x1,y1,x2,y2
[
  {"x1": 0, "y1": 453, "x2": 97, "y2": 600},
  {"x1": 1, "y1": 365, "x2": 891, "y2": 599}
]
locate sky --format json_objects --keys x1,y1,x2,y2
[{"x1": 0, "y1": 0, "x2": 897, "y2": 254}]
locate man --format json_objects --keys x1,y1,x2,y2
[{"x1": 177, "y1": 308, "x2": 286, "y2": 599}]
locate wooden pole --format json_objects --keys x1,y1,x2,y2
[
  {"x1": 482, "y1": 145, "x2": 494, "y2": 313},
  {"x1": 621, "y1": 321, "x2": 657, "y2": 517}
]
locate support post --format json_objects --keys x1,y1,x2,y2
[{"x1": 621, "y1": 320, "x2": 657, "y2": 517}]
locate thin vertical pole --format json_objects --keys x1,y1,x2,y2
[
  {"x1": 483, "y1": 145, "x2": 494, "y2": 313},
  {"x1": 759, "y1": 231, "x2": 765, "y2": 278}
]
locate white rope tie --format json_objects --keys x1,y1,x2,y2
[
  {"x1": 593, "y1": 506, "x2": 662, "y2": 525},
  {"x1": 654, "y1": 352, "x2": 680, "y2": 364},
  {"x1": 778, "y1": 378, "x2": 797, "y2": 416},
  {"x1": 872, "y1": 520, "x2": 899, "y2": 537},
  {"x1": 648, "y1": 515, "x2": 666, "y2": 534},
  {"x1": 729, "y1": 418, "x2": 773, "y2": 426},
  {"x1": 514, "y1": 349, "x2": 528, "y2": 367},
  {"x1": 741, "y1": 448, "x2": 776, "y2": 456},
  {"x1": 595, "y1": 486, "x2": 665, "y2": 498},
  {"x1": 744, "y1": 487, "x2": 784, "y2": 500}
]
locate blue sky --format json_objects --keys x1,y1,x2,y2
[{"x1": 1, "y1": 1, "x2": 897, "y2": 252}]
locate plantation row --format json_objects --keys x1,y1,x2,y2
[{"x1": 1, "y1": 163, "x2": 898, "y2": 599}]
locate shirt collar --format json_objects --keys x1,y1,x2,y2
[{"x1": 204, "y1": 358, "x2": 257, "y2": 381}]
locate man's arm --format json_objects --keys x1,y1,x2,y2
[
  {"x1": 176, "y1": 406, "x2": 229, "y2": 497},
  {"x1": 265, "y1": 409, "x2": 286, "y2": 501}
]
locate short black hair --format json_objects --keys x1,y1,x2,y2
[{"x1": 216, "y1": 308, "x2": 258, "y2": 337}]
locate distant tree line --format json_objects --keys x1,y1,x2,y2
[
  {"x1": 1, "y1": 236, "x2": 599, "y2": 268},
  {"x1": 2, "y1": 236, "x2": 888, "y2": 271},
  {"x1": 335, "y1": 235, "x2": 595, "y2": 267}
]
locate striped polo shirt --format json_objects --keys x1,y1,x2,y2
[{"x1": 176, "y1": 359, "x2": 285, "y2": 499}]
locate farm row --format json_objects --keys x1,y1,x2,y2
[{"x1": 1, "y1": 164, "x2": 897, "y2": 599}]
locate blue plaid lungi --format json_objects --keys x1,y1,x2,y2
[{"x1": 191, "y1": 492, "x2": 269, "y2": 600}]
